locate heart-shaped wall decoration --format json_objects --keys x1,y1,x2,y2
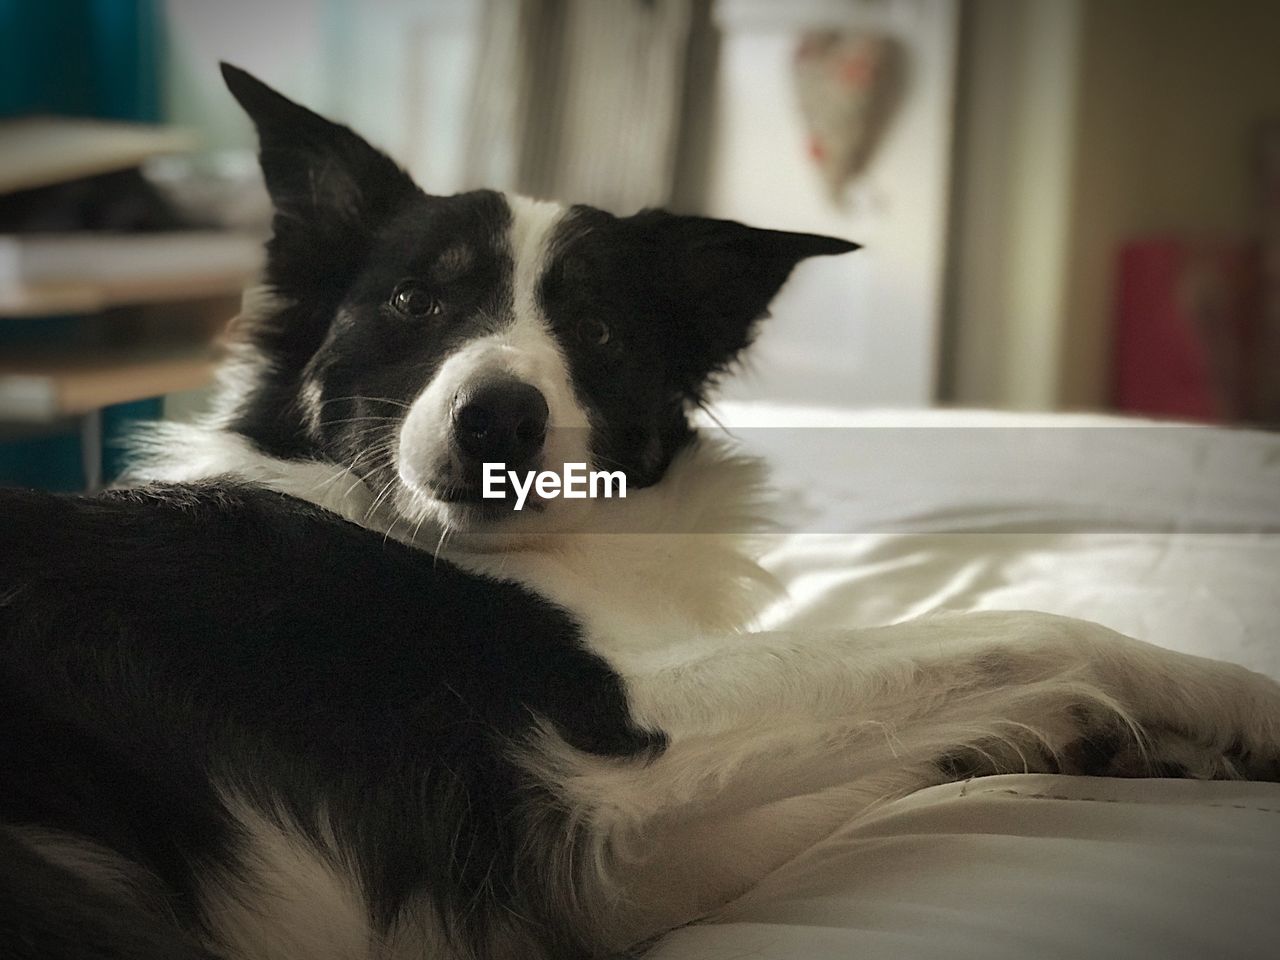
[{"x1": 793, "y1": 30, "x2": 902, "y2": 201}]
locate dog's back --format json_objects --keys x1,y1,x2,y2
[{"x1": 0, "y1": 485, "x2": 662, "y2": 958}]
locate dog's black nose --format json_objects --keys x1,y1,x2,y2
[{"x1": 452, "y1": 378, "x2": 549, "y2": 471}]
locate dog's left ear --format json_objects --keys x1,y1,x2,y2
[{"x1": 627, "y1": 210, "x2": 860, "y2": 392}]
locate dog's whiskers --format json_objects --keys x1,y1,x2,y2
[
  {"x1": 432, "y1": 523, "x2": 453, "y2": 568},
  {"x1": 316, "y1": 415, "x2": 401, "y2": 427},
  {"x1": 365, "y1": 473, "x2": 402, "y2": 522},
  {"x1": 313, "y1": 445, "x2": 394, "y2": 501},
  {"x1": 316, "y1": 395, "x2": 412, "y2": 410},
  {"x1": 589, "y1": 451, "x2": 629, "y2": 472}
]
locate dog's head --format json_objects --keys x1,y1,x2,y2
[{"x1": 219, "y1": 64, "x2": 858, "y2": 534}]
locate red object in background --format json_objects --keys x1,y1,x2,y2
[{"x1": 1113, "y1": 238, "x2": 1260, "y2": 422}]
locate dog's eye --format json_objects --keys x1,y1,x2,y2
[
  {"x1": 578, "y1": 318, "x2": 611, "y2": 347},
  {"x1": 390, "y1": 282, "x2": 441, "y2": 319}
]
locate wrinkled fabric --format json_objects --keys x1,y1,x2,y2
[{"x1": 650, "y1": 775, "x2": 1280, "y2": 960}]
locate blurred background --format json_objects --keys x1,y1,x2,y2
[{"x1": 1, "y1": 0, "x2": 1278, "y2": 491}]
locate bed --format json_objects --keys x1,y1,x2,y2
[{"x1": 649, "y1": 406, "x2": 1280, "y2": 960}]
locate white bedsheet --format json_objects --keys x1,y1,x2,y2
[
  {"x1": 649, "y1": 775, "x2": 1280, "y2": 960},
  {"x1": 650, "y1": 406, "x2": 1280, "y2": 959},
  {"x1": 706, "y1": 405, "x2": 1280, "y2": 677}
]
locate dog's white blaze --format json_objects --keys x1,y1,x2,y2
[
  {"x1": 507, "y1": 195, "x2": 566, "y2": 342},
  {"x1": 496, "y1": 196, "x2": 591, "y2": 447},
  {"x1": 397, "y1": 195, "x2": 592, "y2": 525}
]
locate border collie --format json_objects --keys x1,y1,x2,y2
[{"x1": 2, "y1": 65, "x2": 1278, "y2": 960}]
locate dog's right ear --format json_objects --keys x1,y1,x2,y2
[
  {"x1": 221, "y1": 63, "x2": 418, "y2": 282},
  {"x1": 619, "y1": 210, "x2": 860, "y2": 396}
]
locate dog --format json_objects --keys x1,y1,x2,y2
[{"x1": 2, "y1": 64, "x2": 1278, "y2": 960}]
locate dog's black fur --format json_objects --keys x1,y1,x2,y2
[{"x1": 0, "y1": 483, "x2": 661, "y2": 958}]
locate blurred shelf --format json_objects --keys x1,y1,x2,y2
[
  {"x1": 0, "y1": 117, "x2": 198, "y2": 194},
  {"x1": 0, "y1": 272, "x2": 252, "y2": 317},
  {"x1": 0, "y1": 349, "x2": 218, "y2": 422},
  {"x1": 0, "y1": 231, "x2": 262, "y2": 317}
]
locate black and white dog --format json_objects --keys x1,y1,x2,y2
[{"x1": 2, "y1": 65, "x2": 1279, "y2": 960}]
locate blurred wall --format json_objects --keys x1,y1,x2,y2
[
  {"x1": 1060, "y1": 0, "x2": 1280, "y2": 409},
  {"x1": 163, "y1": 0, "x2": 329, "y2": 150},
  {"x1": 160, "y1": 0, "x2": 961, "y2": 410},
  {"x1": 689, "y1": 0, "x2": 960, "y2": 408},
  {"x1": 162, "y1": 1, "x2": 501, "y2": 200},
  {"x1": 946, "y1": 0, "x2": 1080, "y2": 409},
  {"x1": 949, "y1": 0, "x2": 1280, "y2": 411}
]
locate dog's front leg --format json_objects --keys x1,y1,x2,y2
[{"x1": 545, "y1": 611, "x2": 1280, "y2": 948}]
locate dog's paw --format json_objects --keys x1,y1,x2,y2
[
  {"x1": 1063, "y1": 727, "x2": 1280, "y2": 781},
  {"x1": 1176, "y1": 663, "x2": 1280, "y2": 781},
  {"x1": 1065, "y1": 664, "x2": 1280, "y2": 782}
]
